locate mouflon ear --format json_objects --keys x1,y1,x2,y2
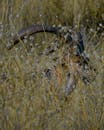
[{"x1": 76, "y1": 32, "x2": 84, "y2": 55}]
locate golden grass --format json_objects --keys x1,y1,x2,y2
[{"x1": 0, "y1": 0, "x2": 104, "y2": 130}]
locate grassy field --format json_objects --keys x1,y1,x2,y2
[{"x1": 0, "y1": 0, "x2": 104, "y2": 130}]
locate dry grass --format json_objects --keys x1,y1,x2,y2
[{"x1": 0, "y1": 0, "x2": 104, "y2": 130}]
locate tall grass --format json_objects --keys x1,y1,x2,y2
[{"x1": 0, "y1": 0, "x2": 104, "y2": 130}]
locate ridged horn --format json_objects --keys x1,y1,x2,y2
[
  {"x1": 8, "y1": 24, "x2": 84, "y2": 55},
  {"x1": 8, "y1": 25, "x2": 63, "y2": 50}
]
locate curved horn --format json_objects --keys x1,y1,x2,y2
[
  {"x1": 8, "y1": 24, "x2": 84, "y2": 55},
  {"x1": 8, "y1": 25, "x2": 63, "y2": 50}
]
